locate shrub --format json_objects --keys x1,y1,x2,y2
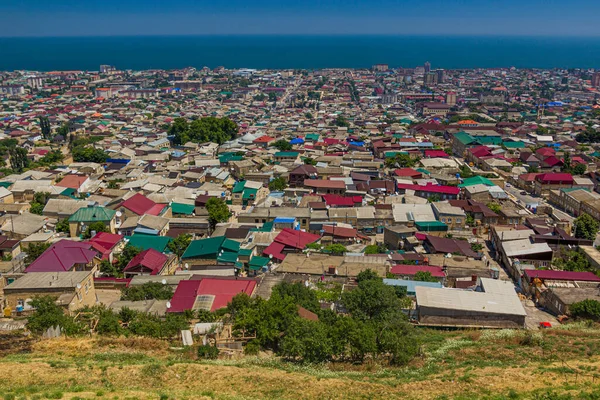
[{"x1": 197, "y1": 345, "x2": 219, "y2": 360}]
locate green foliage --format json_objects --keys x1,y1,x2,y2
[
  {"x1": 26, "y1": 296, "x2": 85, "y2": 335},
  {"x1": 166, "y1": 233, "x2": 192, "y2": 258},
  {"x1": 107, "y1": 180, "x2": 122, "y2": 189},
  {"x1": 197, "y1": 345, "x2": 219, "y2": 359},
  {"x1": 39, "y1": 150, "x2": 64, "y2": 166},
  {"x1": 356, "y1": 268, "x2": 382, "y2": 283},
  {"x1": 115, "y1": 245, "x2": 143, "y2": 272},
  {"x1": 570, "y1": 299, "x2": 600, "y2": 320},
  {"x1": 363, "y1": 243, "x2": 387, "y2": 255},
  {"x1": 81, "y1": 221, "x2": 108, "y2": 239},
  {"x1": 458, "y1": 164, "x2": 474, "y2": 178},
  {"x1": 206, "y1": 197, "x2": 231, "y2": 229},
  {"x1": 471, "y1": 243, "x2": 484, "y2": 252},
  {"x1": 341, "y1": 277, "x2": 406, "y2": 323},
  {"x1": 25, "y1": 242, "x2": 51, "y2": 266},
  {"x1": 486, "y1": 202, "x2": 502, "y2": 214},
  {"x1": 465, "y1": 214, "x2": 476, "y2": 226},
  {"x1": 55, "y1": 218, "x2": 70, "y2": 234},
  {"x1": 303, "y1": 157, "x2": 317, "y2": 166},
  {"x1": 574, "y1": 213, "x2": 599, "y2": 240},
  {"x1": 553, "y1": 250, "x2": 595, "y2": 274},
  {"x1": 120, "y1": 282, "x2": 174, "y2": 301},
  {"x1": 572, "y1": 163, "x2": 587, "y2": 175},
  {"x1": 385, "y1": 153, "x2": 418, "y2": 168},
  {"x1": 305, "y1": 242, "x2": 322, "y2": 251},
  {"x1": 575, "y1": 126, "x2": 600, "y2": 143},
  {"x1": 9, "y1": 147, "x2": 29, "y2": 172},
  {"x1": 427, "y1": 194, "x2": 441, "y2": 203},
  {"x1": 413, "y1": 271, "x2": 438, "y2": 282},
  {"x1": 94, "y1": 306, "x2": 123, "y2": 335},
  {"x1": 334, "y1": 115, "x2": 350, "y2": 127},
  {"x1": 128, "y1": 313, "x2": 189, "y2": 339},
  {"x1": 271, "y1": 282, "x2": 320, "y2": 313},
  {"x1": 169, "y1": 116, "x2": 238, "y2": 145},
  {"x1": 271, "y1": 139, "x2": 292, "y2": 151},
  {"x1": 281, "y1": 319, "x2": 333, "y2": 363},
  {"x1": 30, "y1": 202, "x2": 44, "y2": 215},
  {"x1": 72, "y1": 146, "x2": 108, "y2": 163},
  {"x1": 268, "y1": 177, "x2": 288, "y2": 191},
  {"x1": 323, "y1": 243, "x2": 347, "y2": 255},
  {"x1": 99, "y1": 259, "x2": 120, "y2": 277},
  {"x1": 39, "y1": 116, "x2": 52, "y2": 139}
]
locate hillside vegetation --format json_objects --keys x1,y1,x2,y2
[{"x1": 1, "y1": 324, "x2": 600, "y2": 399}]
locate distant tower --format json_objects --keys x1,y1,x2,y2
[
  {"x1": 424, "y1": 61, "x2": 431, "y2": 74},
  {"x1": 446, "y1": 92, "x2": 457, "y2": 106},
  {"x1": 592, "y1": 72, "x2": 600, "y2": 88},
  {"x1": 437, "y1": 69, "x2": 445, "y2": 84}
]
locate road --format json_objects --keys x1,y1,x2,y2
[{"x1": 504, "y1": 185, "x2": 541, "y2": 207}]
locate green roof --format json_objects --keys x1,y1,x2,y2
[
  {"x1": 242, "y1": 188, "x2": 258, "y2": 200},
  {"x1": 475, "y1": 136, "x2": 502, "y2": 145},
  {"x1": 454, "y1": 131, "x2": 475, "y2": 145},
  {"x1": 248, "y1": 256, "x2": 270, "y2": 271},
  {"x1": 458, "y1": 176, "x2": 495, "y2": 188},
  {"x1": 238, "y1": 248, "x2": 253, "y2": 256},
  {"x1": 69, "y1": 206, "x2": 116, "y2": 223},
  {"x1": 251, "y1": 221, "x2": 274, "y2": 233},
  {"x1": 416, "y1": 168, "x2": 431, "y2": 175},
  {"x1": 182, "y1": 236, "x2": 240, "y2": 259},
  {"x1": 126, "y1": 235, "x2": 172, "y2": 253},
  {"x1": 217, "y1": 252, "x2": 239, "y2": 264},
  {"x1": 60, "y1": 188, "x2": 79, "y2": 199},
  {"x1": 274, "y1": 151, "x2": 299, "y2": 157},
  {"x1": 305, "y1": 134, "x2": 320, "y2": 141},
  {"x1": 0, "y1": 182, "x2": 11, "y2": 188},
  {"x1": 502, "y1": 141, "x2": 525, "y2": 149},
  {"x1": 415, "y1": 221, "x2": 448, "y2": 232},
  {"x1": 219, "y1": 153, "x2": 244, "y2": 163},
  {"x1": 232, "y1": 181, "x2": 246, "y2": 194},
  {"x1": 171, "y1": 203, "x2": 195, "y2": 215},
  {"x1": 385, "y1": 151, "x2": 408, "y2": 158}
]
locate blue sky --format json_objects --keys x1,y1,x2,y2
[{"x1": 1, "y1": 0, "x2": 599, "y2": 37}]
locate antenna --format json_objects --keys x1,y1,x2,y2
[{"x1": 161, "y1": 279, "x2": 167, "y2": 285}]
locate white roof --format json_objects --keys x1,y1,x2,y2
[{"x1": 502, "y1": 239, "x2": 552, "y2": 257}]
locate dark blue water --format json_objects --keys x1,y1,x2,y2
[{"x1": 1, "y1": 35, "x2": 599, "y2": 71}]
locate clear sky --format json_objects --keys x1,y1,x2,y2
[{"x1": 1, "y1": 0, "x2": 599, "y2": 37}]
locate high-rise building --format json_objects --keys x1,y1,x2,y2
[
  {"x1": 424, "y1": 61, "x2": 431, "y2": 74},
  {"x1": 446, "y1": 92, "x2": 457, "y2": 106},
  {"x1": 424, "y1": 72, "x2": 437, "y2": 85},
  {"x1": 592, "y1": 72, "x2": 600, "y2": 88},
  {"x1": 436, "y1": 69, "x2": 445, "y2": 84},
  {"x1": 372, "y1": 64, "x2": 389, "y2": 72}
]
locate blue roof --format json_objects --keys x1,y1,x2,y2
[
  {"x1": 383, "y1": 279, "x2": 443, "y2": 294},
  {"x1": 348, "y1": 141, "x2": 365, "y2": 147},
  {"x1": 273, "y1": 217, "x2": 296, "y2": 223},
  {"x1": 290, "y1": 138, "x2": 304, "y2": 144}
]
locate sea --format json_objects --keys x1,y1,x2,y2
[{"x1": 1, "y1": 35, "x2": 600, "y2": 71}]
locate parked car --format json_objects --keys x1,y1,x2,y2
[{"x1": 520, "y1": 191, "x2": 527, "y2": 195}]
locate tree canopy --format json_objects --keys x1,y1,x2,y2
[
  {"x1": 206, "y1": 198, "x2": 231, "y2": 229},
  {"x1": 573, "y1": 213, "x2": 599, "y2": 240},
  {"x1": 169, "y1": 117, "x2": 238, "y2": 145},
  {"x1": 268, "y1": 177, "x2": 288, "y2": 192},
  {"x1": 72, "y1": 146, "x2": 108, "y2": 163},
  {"x1": 167, "y1": 233, "x2": 192, "y2": 258}
]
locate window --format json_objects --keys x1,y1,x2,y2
[
  {"x1": 255, "y1": 219, "x2": 259, "y2": 223},
  {"x1": 456, "y1": 218, "x2": 462, "y2": 223},
  {"x1": 77, "y1": 292, "x2": 82, "y2": 302},
  {"x1": 302, "y1": 219, "x2": 307, "y2": 224},
  {"x1": 84, "y1": 281, "x2": 90, "y2": 294}
]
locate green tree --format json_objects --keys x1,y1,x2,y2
[
  {"x1": 271, "y1": 139, "x2": 292, "y2": 151},
  {"x1": 572, "y1": 163, "x2": 587, "y2": 175},
  {"x1": 427, "y1": 194, "x2": 441, "y2": 203},
  {"x1": 24, "y1": 242, "x2": 51, "y2": 266},
  {"x1": 280, "y1": 319, "x2": 333, "y2": 363},
  {"x1": 169, "y1": 116, "x2": 238, "y2": 145},
  {"x1": 9, "y1": 147, "x2": 29, "y2": 172},
  {"x1": 268, "y1": 177, "x2": 288, "y2": 191},
  {"x1": 413, "y1": 271, "x2": 438, "y2": 282},
  {"x1": 39, "y1": 150, "x2": 64, "y2": 166},
  {"x1": 324, "y1": 243, "x2": 347, "y2": 255},
  {"x1": 356, "y1": 268, "x2": 382, "y2": 283},
  {"x1": 115, "y1": 245, "x2": 143, "y2": 272},
  {"x1": 303, "y1": 157, "x2": 317, "y2": 166},
  {"x1": 334, "y1": 115, "x2": 350, "y2": 127},
  {"x1": 341, "y1": 278, "x2": 405, "y2": 323},
  {"x1": 121, "y1": 282, "x2": 174, "y2": 301},
  {"x1": 271, "y1": 281, "x2": 320, "y2": 313},
  {"x1": 82, "y1": 221, "x2": 108, "y2": 239},
  {"x1": 167, "y1": 233, "x2": 192, "y2": 258},
  {"x1": 561, "y1": 152, "x2": 572, "y2": 172},
  {"x1": 570, "y1": 299, "x2": 600, "y2": 320},
  {"x1": 206, "y1": 198, "x2": 231, "y2": 229},
  {"x1": 363, "y1": 244, "x2": 387, "y2": 255},
  {"x1": 55, "y1": 218, "x2": 70, "y2": 234},
  {"x1": 26, "y1": 296, "x2": 85, "y2": 335},
  {"x1": 30, "y1": 202, "x2": 44, "y2": 215},
  {"x1": 573, "y1": 213, "x2": 599, "y2": 240},
  {"x1": 385, "y1": 153, "x2": 418, "y2": 168},
  {"x1": 39, "y1": 116, "x2": 52, "y2": 139},
  {"x1": 486, "y1": 202, "x2": 502, "y2": 214},
  {"x1": 72, "y1": 146, "x2": 108, "y2": 163},
  {"x1": 528, "y1": 165, "x2": 539, "y2": 173}
]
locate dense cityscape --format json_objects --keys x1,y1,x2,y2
[{"x1": 1, "y1": 62, "x2": 600, "y2": 398}]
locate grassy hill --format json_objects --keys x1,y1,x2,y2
[{"x1": 1, "y1": 324, "x2": 600, "y2": 399}]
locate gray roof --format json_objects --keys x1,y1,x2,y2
[
  {"x1": 416, "y1": 278, "x2": 526, "y2": 316},
  {"x1": 4, "y1": 271, "x2": 92, "y2": 291}
]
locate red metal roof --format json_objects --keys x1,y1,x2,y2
[
  {"x1": 304, "y1": 179, "x2": 346, "y2": 189},
  {"x1": 168, "y1": 278, "x2": 257, "y2": 312},
  {"x1": 25, "y1": 240, "x2": 97, "y2": 273},
  {"x1": 124, "y1": 248, "x2": 168, "y2": 275},
  {"x1": 322, "y1": 194, "x2": 361, "y2": 207},
  {"x1": 535, "y1": 173, "x2": 574, "y2": 184},
  {"x1": 397, "y1": 182, "x2": 460, "y2": 195},
  {"x1": 119, "y1": 193, "x2": 165, "y2": 216},
  {"x1": 524, "y1": 269, "x2": 600, "y2": 282}
]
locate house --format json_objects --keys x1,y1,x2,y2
[
  {"x1": 424, "y1": 235, "x2": 480, "y2": 258},
  {"x1": 396, "y1": 183, "x2": 460, "y2": 201},
  {"x1": 25, "y1": 240, "x2": 98, "y2": 273},
  {"x1": 303, "y1": 179, "x2": 346, "y2": 195},
  {"x1": 55, "y1": 174, "x2": 90, "y2": 194},
  {"x1": 415, "y1": 277, "x2": 526, "y2": 328},
  {"x1": 120, "y1": 214, "x2": 170, "y2": 236},
  {"x1": 273, "y1": 151, "x2": 299, "y2": 163},
  {"x1": 168, "y1": 277, "x2": 257, "y2": 312},
  {"x1": 231, "y1": 180, "x2": 268, "y2": 206},
  {"x1": 181, "y1": 236, "x2": 241, "y2": 267},
  {"x1": 534, "y1": 173, "x2": 574, "y2": 197},
  {"x1": 1, "y1": 212, "x2": 47, "y2": 240},
  {"x1": 87, "y1": 232, "x2": 123, "y2": 262},
  {"x1": 68, "y1": 206, "x2": 117, "y2": 237},
  {"x1": 288, "y1": 165, "x2": 318, "y2": 187},
  {"x1": 3, "y1": 271, "x2": 96, "y2": 314},
  {"x1": 263, "y1": 228, "x2": 320, "y2": 262},
  {"x1": 432, "y1": 202, "x2": 467, "y2": 230},
  {"x1": 42, "y1": 199, "x2": 88, "y2": 220},
  {"x1": 390, "y1": 264, "x2": 445, "y2": 281},
  {"x1": 123, "y1": 248, "x2": 177, "y2": 278},
  {"x1": 116, "y1": 193, "x2": 168, "y2": 217}
]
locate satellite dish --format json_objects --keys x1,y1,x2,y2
[
  {"x1": 161, "y1": 279, "x2": 167, "y2": 285},
  {"x1": 268, "y1": 254, "x2": 273, "y2": 259},
  {"x1": 184, "y1": 263, "x2": 189, "y2": 270},
  {"x1": 116, "y1": 211, "x2": 122, "y2": 217},
  {"x1": 304, "y1": 280, "x2": 309, "y2": 287},
  {"x1": 166, "y1": 301, "x2": 171, "y2": 309},
  {"x1": 76, "y1": 283, "x2": 81, "y2": 289}
]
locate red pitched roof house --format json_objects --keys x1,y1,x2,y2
[
  {"x1": 424, "y1": 150, "x2": 450, "y2": 158},
  {"x1": 87, "y1": 232, "x2": 123, "y2": 261},
  {"x1": 541, "y1": 155, "x2": 563, "y2": 169},
  {"x1": 168, "y1": 277, "x2": 257, "y2": 313},
  {"x1": 118, "y1": 193, "x2": 166, "y2": 216},
  {"x1": 397, "y1": 183, "x2": 460, "y2": 200},
  {"x1": 123, "y1": 248, "x2": 169, "y2": 277},
  {"x1": 263, "y1": 228, "x2": 320, "y2": 262},
  {"x1": 390, "y1": 265, "x2": 445, "y2": 279},
  {"x1": 56, "y1": 175, "x2": 89, "y2": 192},
  {"x1": 322, "y1": 194, "x2": 362, "y2": 208},
  {"x1": 25, "y1": 240, "x2": 97, "y2": 273},
  {"x1": 534, "y1": 173, "x2": 574, "y2": 196},
  {"x1": 394, "y1": 168, "x2": 422, "y2": 179}
]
